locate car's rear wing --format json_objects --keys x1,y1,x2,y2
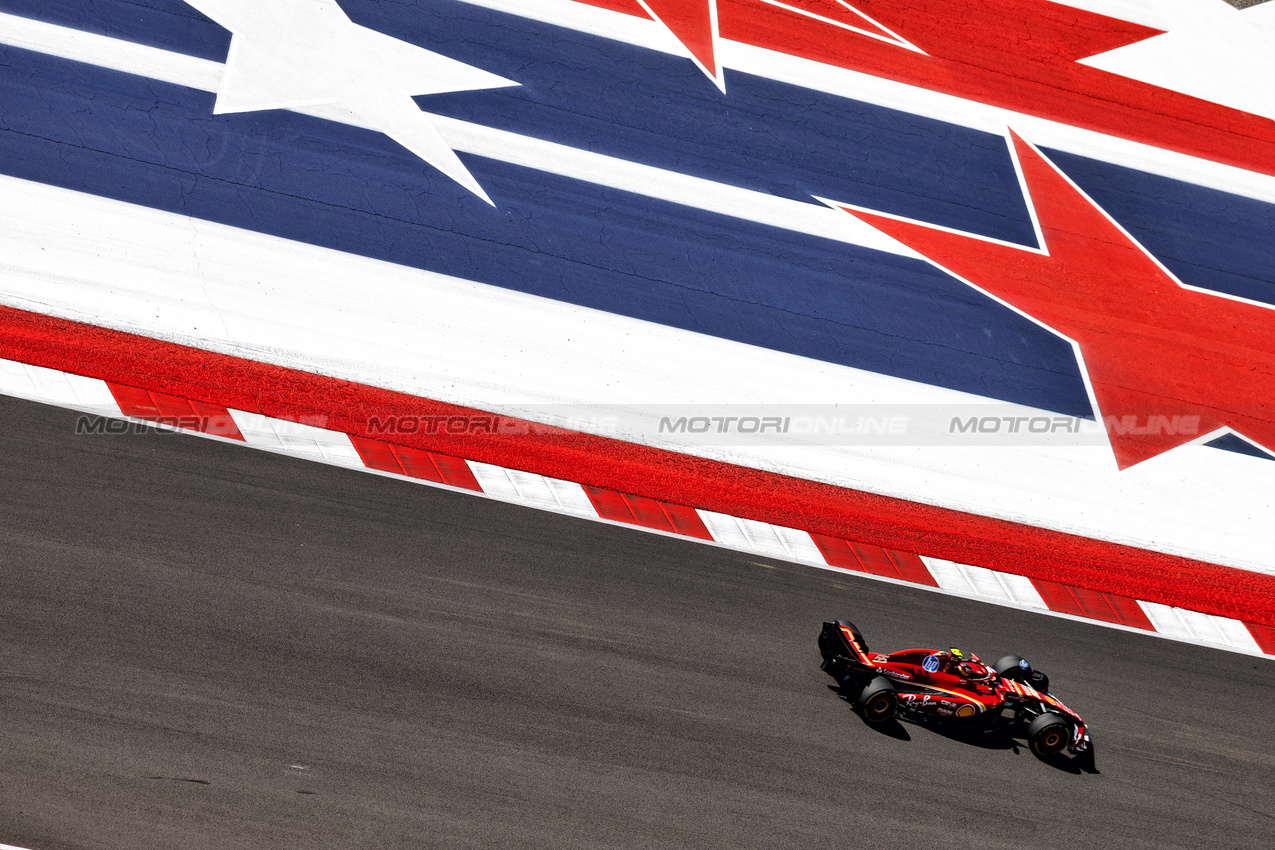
[{"x1": 818, "y1": 619, "x2": 874, "y2": 666}]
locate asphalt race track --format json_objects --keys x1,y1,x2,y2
[{"x1": 1, "y1": 393, "x2": 1273, "y2": 850}]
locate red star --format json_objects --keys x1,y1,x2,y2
[
  {"x1": 840, "y1": 131, "x2": 1275, "y2": 469},
  {"x1": 632, "y1": 0, "x2": 907, "y2": 89},
  {"x1": 639, "y1": 0, "x2": 722, "y2": 86}
]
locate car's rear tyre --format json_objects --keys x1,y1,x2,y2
[
  {"x1": 1027, "y1": 712, "x2": 1070, "y2": 756},
  {"x1": 855, "y1": 676, "x2": 897, "y2": 723}
]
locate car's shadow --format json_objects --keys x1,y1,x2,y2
[
  {"x1": 860, "y1": 714, "x2": 912, "y2": 740},
  {"x1": 827, "y1": 684, "x2": 1098, "y2": 774}
]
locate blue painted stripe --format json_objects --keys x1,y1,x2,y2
[
  {"x1": 1205, "y1": 434, "x2": 1274, "y2": 461},
  {"x1": 0, "y1": 44, "x2": 1090, "y2": 414},
  {"x1": 0, "y1": 0, "x2": 230, "y2": 61},
  {"x1": 349, "y1": 0, "x2": 1039, "y2": 245}
]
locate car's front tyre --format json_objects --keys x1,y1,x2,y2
[
  {"x1": 1027, "y1": 712, "x2": 1070, "y2": 756},
  {"x1": 994, "y1": 654, "x2": 1050, "y2": 694}
]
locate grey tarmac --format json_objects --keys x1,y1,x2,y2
[{"x1": 1, "y1": 394, "x2": 1272, "y2": 849}]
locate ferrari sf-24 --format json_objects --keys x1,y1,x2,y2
[{"x1": 819, "y1": 619, "x2": 1093, "y2": 765}]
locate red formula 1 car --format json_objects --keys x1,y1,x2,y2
[{"x1": 819, "y1": 619, "x2": 1094, "y2": 766}]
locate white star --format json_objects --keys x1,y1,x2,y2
[{"x1": 184, "y1": 0, "x2": 518, "y2": 204}]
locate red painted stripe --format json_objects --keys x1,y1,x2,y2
[
  {"x1": 584, "y1": 486, "x2": 714, "y2": 540},
  {"x1": 886, "y1": 550, "x2": 938, "y2": 587},
  {"x1": 1247, "y1": 622, "x2": 1275, "y2": 656},
  {"x1": 108, "y1": 383, "x2": 244, "y2": 440},
  {"x1": 350, "y1": 436, "x2": 482, "y2": 491},
  {"x1": 430, "y1": 454, "x2": 484, "y2": 492},
  {"x1": 2, "y1": 304, "x2": 1273, "y2": 626},
  {"x1": 576, "y1": 0, "x2": 1275, "y2": 180},
  {"x1": 810, "y1": 535, "x2": 938, "y2": 586},
  {"x1": 1031, "y1": 579, "x2": 1155, "y2": 630}
]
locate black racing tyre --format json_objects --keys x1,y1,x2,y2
[
  {"x1": 1027, "y1": 712, "x2": 1070, "y2": 756},
  {"x1": 855, "y1": 676, "x2": 897, "y2": 724},
  {"x1": 994, "y1": 655, "x2": 1050, "y2": 693},
  {"x1": 993, "y1": 655, "x2": 1029, "y2": 680}
]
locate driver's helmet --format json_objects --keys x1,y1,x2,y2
[{"x1": 949, "y1": 647, "x2": 974, "y2": 677}]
